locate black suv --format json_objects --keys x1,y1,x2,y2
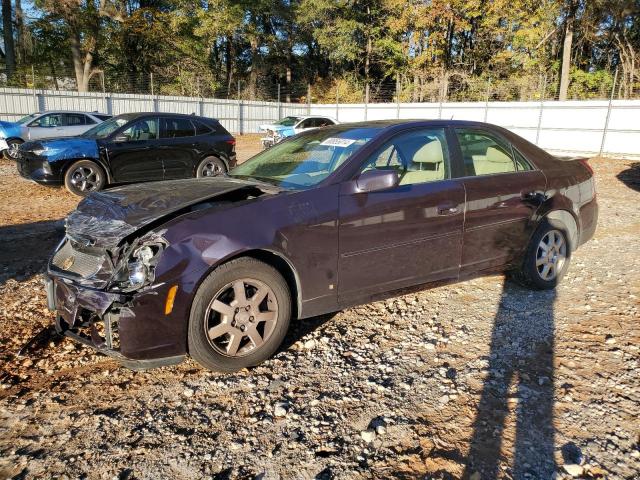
[{"x1": 16, "y1": 112, "x2": 237, "y2": 196}]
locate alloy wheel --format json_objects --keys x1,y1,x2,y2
[
  {"x1": 70, "y1": 166, "x2": 101, "y2": 192},
  {"x1": 203, "y1": 278, "x2": 279, "y2": 357},
  {"x1": 535, "y1": 229, "x2": 567, "y2": 281},
  {"x1": 6, "y1": 143, "x2": 20, "y2": 159},
  {"x1": 200, "y1": 161, "x2": 223, "y2": 177}
]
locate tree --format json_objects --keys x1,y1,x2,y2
[{"x1": 2, "y1": 0, "x2": 16, "y2": 81}]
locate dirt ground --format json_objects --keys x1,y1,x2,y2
[{"x1": 0, "y1": 138, "x2": 638, "y2": 480}]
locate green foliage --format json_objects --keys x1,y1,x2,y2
[{"x1": 2, "y1": 0, "x2": 638, "y2": 101}]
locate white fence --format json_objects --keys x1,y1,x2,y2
[{"x1": 1, "y1": 87, "x2": 639, "y2": 158}]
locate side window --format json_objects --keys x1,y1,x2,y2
[
  {"x1": 94, "y1": 114, "x2": 112, "y2": 122},
  {"x1": 161, "y1": 117, "x2": 195, "y2": 138},
  {"x1": 360, "y1": 128, "x2": 449, "y2": 186},
  {"x1": 30, "y1": 113, "x2": 62, "y2": 128},
  {"x1": 513, "y1": 148, "x2": 533, "y2": 171},
  {"x1": 298, "y1": 119, "x2": 314, "y2": 129},
  {"x1": 193, "y1": 120, "x2": 213, "y2": 135},
  {"x1": 456, "y1": 129, "x2": 517, "y2": 176},
  {"x1": 63, "y1": 113, "x2": 88, "y2": 126},
  {"x1": 120, "y1": 118, "x2": 158, "y2": 141},
  {"x1": 84, "y1": 115, "x2": 97, "y2": 125}
]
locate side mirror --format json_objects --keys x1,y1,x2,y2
[
  {"x1": 113, "y1": 134, "x2": 129, "y2": 142},
  {"x1": 354, "y1": 169, "x2": 399, "y2": 193}
]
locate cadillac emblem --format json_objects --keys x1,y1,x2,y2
[{"x1": 61, "y1": 256, "x2": 75, "y2": 270}]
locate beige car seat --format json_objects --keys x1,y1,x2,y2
[
  {"x1": 472, "y1": 146, "x2": 514, "y2": 175},
  {"x1": 399, "y1": 139, "x2": 445, "y2": 185}
]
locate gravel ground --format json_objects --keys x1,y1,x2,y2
[{"x1": 0, "y1": 142, "x2": 638, "y2": 480}]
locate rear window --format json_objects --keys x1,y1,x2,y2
[
  {"x1": 194, "y1": 120, "x2": 213, "y2": 135},
  {"x1": 161, "y1": 117, "x2": 195, "y2": 138}
]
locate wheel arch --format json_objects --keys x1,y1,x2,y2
[
  {"x1": 542, "y1": 209, "x2": 579, "y2": 251},
  {"x1": 195, "y1": 248, "x2": 302, "y2": 321},
  {"x1": 61, "y1": 157, "x2": 112, "y2": 184}
]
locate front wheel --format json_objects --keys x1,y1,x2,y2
[
  {"x1": 64, "y1": 160, "x2": 106, "y2": 196},
  {"x1": 188, "y1": 258, "x2": 292, "y2": 372},
  {"x1": 4, "y1": 138, "x2": 23, "y2": 160},
  {"x1": 196, "y1": 156, "x2": 226, "y2": 178},
  {"x1": 515, "y1": 219, "x2": 571, "y2": 290}
]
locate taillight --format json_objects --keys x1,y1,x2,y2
[
  {"x1": 580, "y1": 158, "x2": 594, "y2": 175},
  {"x1": 226, "y1": 138, "x2": 236, "y2": 152}
]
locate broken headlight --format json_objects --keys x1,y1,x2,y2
[{"x1": 117, "y1": 243, "x2": 165, "y2": 291}]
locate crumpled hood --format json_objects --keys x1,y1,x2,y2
[
  {"x1": 65, "y1": 177, "x2": 276, "y2": 248},
  {"x1": 21, "y1": 137, "x2": 98, "y2": 161}
]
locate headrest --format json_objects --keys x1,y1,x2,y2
[
  {"x1": 413, "y1": 139, "x2": 444, "y2": 164},
  {"x1": 486, "y1": 146, "x2": 512, "y2": 163}
]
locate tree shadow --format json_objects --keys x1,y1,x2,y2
[
  {"x1": 464, "y1": 277, "x2": 557, "y2": 478},
  {"x1": 616, "y1": 162, "x2": 640, "y2": 192},
  {"x1": 0, "y1": 219, "x2": 65, "y2": 287}
]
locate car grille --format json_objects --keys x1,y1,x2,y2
[{"x1": 51, "y1": 240, "x2": 104, "y2": 278}]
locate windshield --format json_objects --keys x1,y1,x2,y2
[
  {"x1": 81, "y1": 115, "x2": 132, "y2": 139},
  {"x1": 17, "y1": 113, "x2": 39, "y2": 124},
  {"x1": 276, "y1": 116, "x2": 300, "y2": 127},
  {"x1": 229, "y1": 126, "x2": 381, "y2": 189}
]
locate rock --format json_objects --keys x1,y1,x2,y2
[
  {"x1": 469, "y1": 472, "x2": 481, "y2": 480},
  {"x1": 360, "y1": 430, "x2": 376, "y2": 443},
  {"x1": 304, "y1": 339, "x2": 317, "y2": 350},
  {"x1": 563, "y1": 464, "x2": 584, "y2": 477},
  {"x1": 375, "y1": 425, "x2": 386, "y2": 435},
  {"x1": 273, "y1": 402, "x2": 288, "y2": 417},
  {"x1": 183, "y1": 388, "x2": 194, "y2": 398}
]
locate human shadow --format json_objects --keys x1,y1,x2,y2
[
  {"x1": 464, "y1": 277, "x2": 557, "y2": 478},
  {"x1": 0, "y1": 219, "x2": 65, "y2": 287},
  {"x1": 616, "y1": 161, "x2": 640, "y2": 192}
]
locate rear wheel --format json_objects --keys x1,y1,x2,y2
[
  {"x1": 515, "y1": 219, "x2": 571, "y2": 290},
  {"x1": 64, "y1": 160, "x2": 106, "y2": 196},
  {"x1": 188, "y1": 258, "x2": 291, "y2": 372},
  {"x1": 4, "y1": 138, "x2": 23, "y2": 160},
  {"x1": 196, "y1": 156, "x2": 226, "y2": 178}
]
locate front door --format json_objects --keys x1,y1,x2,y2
[
  {"x1": 338, "y1": 127, "x2": 465, "y2": 305},
  {"x1": 453, "y1": 128, "x2": 547, "y2": 274},
  {"x1": 27, "y1": 113, "x2": 65, "y2": 140},
  {"x1": 106, "y1": 117, "x2": 163, "y2": 183}
]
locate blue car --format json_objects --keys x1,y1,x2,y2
[{"x1": 0, "y1": 111, "x2": 110, "y2": 160}]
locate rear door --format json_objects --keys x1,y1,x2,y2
[
  {"x1": 338, "y1": 127, "x2": 465, "y2": 305},
  {"x1": 158, "y1": 116, "x2": 199, "y2": 179},
  {"x1": 106, "y1": 117, "x2": 163, "y2": 183},
  {"x1": 453, "y1": 127, "x2": 547, "y2": 274},
  {"x1": 61, "y1": 113, "x2": 96, "y2": 137}
]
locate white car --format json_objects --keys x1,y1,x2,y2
[
  {"x1": 259, "y1": 115, "x2": 339, "y2": 148},
  {"x1": 0, "y1": 110, "x2": 111, "y2": 159}
]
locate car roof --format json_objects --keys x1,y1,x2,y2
[
  {"x1": 119, "y1": 112, "x2": 217, "y2": 121},
  {"x1": 33, "y1": 110, "x2": 110, "y2": 116},
  {"x1": 327, "y1": 119, "x2": 504, "y2": 130}
]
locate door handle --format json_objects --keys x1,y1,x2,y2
[{"x1": 437, "y1": 205, "x2": 459, "y2": 216}]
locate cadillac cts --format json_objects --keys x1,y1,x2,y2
[{"x1": 45, "y1": 120, "x2": 598, "y2": 372}]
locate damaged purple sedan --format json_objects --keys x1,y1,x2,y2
[{"x1": 45, "y1": 120, "x2": 597, "y2": 372}]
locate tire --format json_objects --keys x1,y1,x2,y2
[
  {"x1": 188, "y1": 258, "x2": 292, "y2": 372},
  {"x1": 64, "y1": 160, "x2": 106, "y2": 196},
  {"x1": 4, "y1": 138, "x2": 23, "y2": 160},
  {"x1": 196, "y1": 156, "x2": 226, "y2": 178},
  {"x1": 515, "y1": 218, "x2": 572, "y2": 290}
]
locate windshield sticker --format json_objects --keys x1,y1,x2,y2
[{"x1": 320, "y1": 137, "x2": 356, "y2": 148}]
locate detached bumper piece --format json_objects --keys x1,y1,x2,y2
[{"x1": 46, "y1": 275, "x2": 184, "y2": 370}]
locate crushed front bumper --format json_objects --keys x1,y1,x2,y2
[{"x1": 45, "y1": 275, "x2": 184, "y2": 370}]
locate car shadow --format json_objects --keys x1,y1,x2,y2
[
  {"x1": 616, "y1": 161, "x2": 640, "y2": 192},
  {"x1": 277, "y1": 312, "x2": 340, "y2": 354},
  {"x1": 0, "y1": 219, "x2": 65, "y2": 287},
  {"x1": 464, "y1": 277, "x2": 557, "y2": 478}
]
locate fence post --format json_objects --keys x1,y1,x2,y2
[
  {"x1": 483, "y1": 79, "x2": 491, "y2": 122},
  {"x1": 277, "y1": 82, "x2": 281, "y2": 120},
  {"x1": 535, "y1": 76, "x2": 547, "y2": 146},
  {"x1": 396, "y1": 75, "x2": 400, "y2": 119},
  {"x1": 307, "y1": 83, "x2": 311, "y2": 115},
  {"x1": 599, "y1": 68, "x2": 618, "y2": 157},
  {"x1": 237, "y1": 80, "x2": 242, "y2": 135},
  {"x1": 335, "y1": 84, "x2": 339, "y2": 122},
  {"x1": 101, "y1": 71, "x2": 107, "y2": 114},
  {"x1": 364, "y1": 83, "x2": 369, "y2": 121}
]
